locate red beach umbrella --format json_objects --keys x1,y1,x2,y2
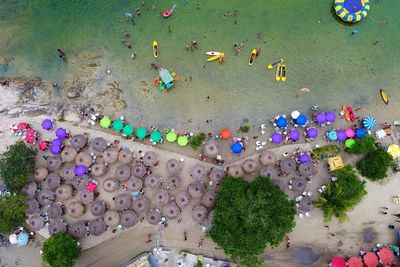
[
  {"x1": 364, "y1": 252, "x2": 378, "y2": 267},
  {"x1": 38, "y1": 141, "x2": 48, "y2": 151},
  {"x1": 348, "y1": 256, "x2": 363, "y2": 267},
  {"x1": 331, "y1": 256, "x2": 346, "y2": 267},
  {"x1": 86, "y1": 182, "x2": 97, "y2": 192},
  {"x1": 219, "y1": 129, "x2": 231, "y2": 140},
  {"x1": 377, "y1": 248, "x2": 393, "y2": 264},
  {"x1": 17, "y1": 122, "x2": 28, "y2": 131},
  {"x1": 26, "y1": 128, "x2": 36, "y2": 137},
  {"x1": 25, "y1": 135, "x2": 35, "y2": 144}
]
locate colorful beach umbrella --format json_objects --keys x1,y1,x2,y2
[
  {"x1": 52, "y1": 138, "x2": 63, "y2": 147},
  {"x1": 325, "y1": 111, "x2": 337, "y2": 123},
  {"x1": 295, "y1": 114, "x2": 307, "y2": 126},
  {"x1": 345, "y1": 139, "x2": 356, "y2": 149},
  {"x1": 150, "y1": 131, "x2": 162, "y2": 143},
  {"x1": 17, "y1": 232, "x2": 29, "y2": 247},
  {"x1": 363, "y1": 116, "x2": 377, "y2": 130},
  {"x1": 315, "y1": 113, "x2": 326, "y2": 125},
  {"x1": 299, "y1": 153, "x2": 310, "y2": 164},
  {"x1": 38, "y1": 141, "x2": 48, "y2": 151},
  {"x1": 231, "y1": 143, "x2": 243, "y2": 154},
  {"x1": 355, "y1": 128, "x2": 367, "y2": 139},
  {"x1": 74, "y1": 164, "x2": 87, "y2": 177},
  {"x1": 377, "y1": 248, "x2": 393, "y2": 264},
  {"x1": 100, "y1": 116, "x2": 111, "y2": 129},
  {"x1": 345, "y1": 128, "x2": 355, "y2": 138},
  {"x1": 86, "y1": 182, "x2": 97, "y2": 192},
  {"x1": 336, "y1": 130, "x2": 347, "y2": 141},
  {"x1": 387, "y1": 144, "x2": 400, "y2": 159},
  {"x1": 364, "y1": 252, "x2": 378, "y2": 267},
  {"x1": 219, "y1": 129, "x2": 231, "y2": 140},
  {"x1": 166, "y1": 132, "x2": 177, "y2": 143},
  {"x1": 306, "y1": 127, "x2": 318, "y2": 139},
  {"x1": 177, "y1": 136, "x2": 188, "y2": 147},
  {"x1": 291, "y1": 110, "x2": 300, "y2": 119},
  {"x1": 112, "y1": 119, "x2": 124, "y2": 131},
  {"x1": 276, "y1": 116, "x2": 287, "y2": 128},
  {"x1": 123, "y1": 125, "x2": 134, "y2": 136},
  {"x1": 331, "y1": 256, "x2": 346, "y2": 267},
  {"x1": 289, "y1": 129, "x2": 300, "y2": 141},
  {"x1": 50, "y1": 144, "x2": 61, "y2": 155},
  {"x1": 347, "y1": 256, "x2": 363, "y2": 267},
  {"x1": 326, "y1": 130, "x2": 337, "y2": 141},
  {"x1": 41, "y1": 119, "x2": 53, "y2": 130},
  {"x1": 271, "y1": 132, "x2": 283, "y2": 144},
  {"x1": 136, "y1": 128, "x2": 147, "y2": 139},
  {"x1": 56, "y1": 127, "x2": 67, "y2": 139}
]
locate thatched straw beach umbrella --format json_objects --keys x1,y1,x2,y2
[
  {"x1": 291, "y1": 177, "x2": 307, "y2": 192},
  {"x1": 60, "y1": 165, "x2": 75, "y2": 181},
  {"x1": 61, "y1": 147, "x2": 77, "y2": 163},
  {"x1": 89, "y1": 218, "x2": 106, "y2": 236},
  {"x1": 91, "y1": 200, "x2": 107, "y2": 216},
  {"x1": 67, "y1": 202, "x2": 85, "y2": 218},
  {"x1": 154, "y1": 189, "x2": 169, "y2": 207},
  {"x1": 47, "y1": 203, "x2": 63, "y2": 219},
  {"x1": 55, "y1": 184, "x2": 73, "y2": 201},
  {"x1": 91, "y1": 162, "x2": 107, "y2": 177},
  {"x1": 48, "y1": 219, "x2": 66, "y2": 235},
  {"x1": 227, "y1": 165, "x2": 244, "y2": 178},
  {"x1": 115, "y1": 164, "x2": 131, "y2": 182},
  {"x1": 145, "y1": 174, "x2": 161, "y2": 189},
  {"x1": 260, "y1": 167, "x2": 275, "y2": 178},
  {"x1": 280, "y1": 158, "x2": 296, "y2": 174},
  {"x1": 103, "y1": 210, "x2": 120, "y2": 227},
  {"x1": 103, "y1": 178, "x2": 118, "y2": 193},
  {"x1": 26, "y1": 199, "x2": 40, "y2": 215},
  {"x1": 114, "y1": 193, "x2": 132, "y2": 211},
  {"x1": 103, "y1": 149, "x2": 118, "y2": 164},
  {"x1": 70, "y1": 134, "x2": 87, "y2": 151},
  {"x1": 34, "y1": 167, "x2": 48, "y2": 182},
  {"x1": 242, "y1": 158, "x2": 258, "y2": 174},
  {"x1": 209, "y1": 168, "x2": 226, "y2": 186},
  {"x1": 91, "y1": 137, "x2": 108, "y2": 153},
  {"x1": 188, "y1": 180, "x2": 205, "y2": 198},
  {"x1": 28, "y1": 214, "x2": 45, "y2": 231},
  {"x1": 22, "y1": 181, "x2": 37, "y2": 198},
  {"x1": 298, "y1": 162, "x2": 314, "y2": 177},
  {"x1": 190, "y1": 164, "x2": 207, "y2": 179},
  {"x1": 131, "y1": 163, "x2": 146, "y2": 178},
  {"x1": 118, "y1": 150, "x2": 133, "y2": 164},
  {"x1": 146, "y1": 209, "x2": 161, "y2": 225},
  {"x1": 72, "y1": 175, "x2": 90, "y2": 190},
  {"x1": 272, "y1": 178, "x2": 285, "y2": 191},
  {"x1": 143, "y1": 151, "x2": 159, "y2": 167},
  {"x1": 162, "y1": 202, "x2": 180, "y2": 220},
  {"x1": 47, "y1": 173, "x2": 61, "y2": 191},
  {"x1": 202, "y1": 140, "x2": 219, "y2": 158},
  {"x1": 260, "y1": 150, "x2": 276, "y2": 166},
  {"x1": 202, "y1": 190, "x2": 217, "y2": 209},
  {"x1": 133, "y1": 196, "x2": 150, "y2": 214},
  {"x1": 192, "y1": 205, "x2": 208, "y2": 223},
  {"x1": 47, "y1": 156, "x2": 62, "y2": 171},
  {"x1": 299, "y1": 196, "x2": 313, "y2": 212},
  {"x1": 68, "y1": 221, "x2": 87, "y2": 239},
  {"x1": 166, "y1": 159, "x2": 182, "y2": 174},
  {"x1": 127, "y1": 176, "x2": 143, "y2": 192},
  {"x1": 166, "y1": 175, "x2": 181, "y2": 190},
  {"x1": 78, "y1": 190, "x2": 94, "y2": 204},
  {"x1": 37, "y1": 190, "x2": 55, "y2": 206},
  {"x1": 120, "y1": 210, "x2": 138, "y2": 228},
  {"x1": 75, "y1": 152, "x2": 92, "y2": 167},
  {"x1": 176, "y1": 191, "x2": 191, "y2": 208}
]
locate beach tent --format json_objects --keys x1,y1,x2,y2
[
  {"x1": 136, "y1": 128, "x2": 147, "y2": 139},
  {"x1": 363, "y1": 116, "x2": 377, "y2": 130},
  {"x1": 219, "y1": 129, "x2": 231, "y2": 140},
  {"x1": 177, "y1": 136, "x2": 188, "y2": 147},
  {"x1": 166, "y1": 132, "x2": 177, "y2": 143},
  {"x1": 100, "y1": 116, "x2": 111, "y2": 129},
  {"x1": 276, "y1": 116, "x2": 287, "y2": 128},
  {"x1": 331, "y1": 256, "x2": 346, "y2": 267},
  {"x1": 112, "y1": 119, "x2": 124, "y2": 131},
  {"x1": 122, "y1": 125, "x2": 134, "y2": 137},
  {"x1": 328, "y1": 156, "x2": 344, "y2": 172},
  {"x1": 231, "y1": 143, "x2": 243, "y2": 154},
  {"x1": 150, "y1": 131, "x2": 162, "y2": 143}
]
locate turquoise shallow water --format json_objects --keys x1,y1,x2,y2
[{"x1": 0, "y1": 0, "x2": 399, "y2": 131}]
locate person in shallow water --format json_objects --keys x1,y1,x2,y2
[{"x1": 135, "y1": 7, "x2": 141, "y2": 16}]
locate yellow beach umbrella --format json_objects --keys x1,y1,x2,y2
[
  {"x1": 387, "y1": 144, "x2": 400, "y2": 159},
  {"x1": 166, "y1": 132, "x2": 177, "y2": 143},
  {"x1": 100, "y1": 116, "x2": 111, "y2": 128},
  {"x1": 177, "y1": 136, "x2": 188, "y2": 147}
]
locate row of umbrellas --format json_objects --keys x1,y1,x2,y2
[
  {"x1": 331, "y1": 247, "x2": 394, "y2": 267},
  {"x1": 326, "y1": 128, "x2": 367, "y2": 142},
  {"x1": 275, "y1": 113, "x2": 309, "y2": 129},
  {"x1": 270, "y1": 127, "x2": 319, "y2": 144}
]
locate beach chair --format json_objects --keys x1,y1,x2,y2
[
  {"x1": 390, "y1": 196, "x2": 400, "y2": 204},
  {"x1": 394, "y1": 121, "x2": 400, "y2": 126}
]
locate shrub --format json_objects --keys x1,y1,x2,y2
[
  {"x1": 190, "y1": 133, "x2": 206, "y2": 150},
  {"x1": 208, "y1": 176, "x2": 296, "y2": 266},
  {"x1": 346, "y1": 135, "x2": 376, "y2": 154},
  {"x1": 0, "y1": 141, "x2": 37, "y2": 193},
  {"x1": 314, "y1": 165, "x2": 367, "y2": 222},
  {"x1": 42, "y1": 233, "x2": 79, "y2": 267},
  {"x1": 0, "y1": 194, "x2": 27, "y2": 233},
  {"x1": 312, "y1": 144, "x2": 340, "y2": 160},
  {"x1": 239, "y1": 125, "x2": 251, "y2": 133},
  {"x1": 356, "y1": 147, "x2": 393, "y2": 181}
]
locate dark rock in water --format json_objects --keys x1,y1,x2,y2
[
  {"x1": 67, "y1": 89, "x2": 80, "y2": 98},
  {"x1": 363, "y1": 227, "x2": 376, "y2": 243},
  {"x1": 291, "y1": 246, "x2": 322, "y2": 266}
]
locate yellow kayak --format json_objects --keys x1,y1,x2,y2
[
  {"x1": 267, "y1": 58, "x2": 284, "y2": 69},
  {"x1": 281, "y1": 64, "x2": 286, "y2": 82},
  {"x1": 380, "y1": 88, "x2": 389, "y2": 105},
  {"x1": 248, "y1": 49, "x2": 257, "y2": 66},
  {"x1": 152, "y1": 41, "x2": 158, "y2": 58},
  {"x1": 276, "y1": 64, "x2": 282, "y2": 81},
  {"x1": 207, "y1": 55, "x2": 220, "y2": 62}
]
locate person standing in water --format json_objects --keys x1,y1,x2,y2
[{"x1": 352, "y1": 28, "x2": 358, "y2": 35}]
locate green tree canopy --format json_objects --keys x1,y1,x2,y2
[
  {"x1": 356, "y1": 147, "x2": 393, "y2": 181},
  {"x1": 42, "y1": 233, "x2": 79, "y2": 267},
  {"x1": 314, "y1": 165, "x2": 367, "y2": 222},
  {"x1": 208, "y1": 176, "x2": 296, "y2": 266},
  {"x1": 0, "y1": 141, "x2": 37, "y2": 193},
  {"x1": 0, "y1": 194, "x2": 27, "y2": 233},
  {"x1": 346, "y1": 135, "x2": 377, "y2": 154}
]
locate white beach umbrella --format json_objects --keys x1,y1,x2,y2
[
  {"x1": 9, "y1": 234, "x2": 17, "y2": 244},
  {"x1": 291, "y1": 111, "x2": 300, "y2": 119},
  {"x1": 375, "y1": 129, "x2": 386, "y2": 139}
]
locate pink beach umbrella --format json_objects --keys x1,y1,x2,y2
[
  {"x1": 86, "y1": 182, "x2": 97, "y2": 192},
  {"x1": 17, "y1": 122, "x2": 28, "y2": 131},
  {"x1": 347, "y1": 256, "x2": 363, "y2": 267},
  {"x1": 25, "y1": 135, "x2": 35, "y2": 144},
  {"x1": 38, "y1": 141, "x2": 48, "y2": 151},
  {"x1": 331, "y1": 256, "x2": 346, "y2": 267},
  {"x1": 26, "y1": 128, "x2": 36, "y2": 137},
  {"x1": 345, "y1": 128, "x2": 355, "y2": 138}
]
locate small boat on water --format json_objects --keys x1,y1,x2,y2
[
  {"x1": 152, "y1": 41, "x2": 158, "y2": 58},
  {"x1": 280, "y1": 64, "x2": 287, "y2": 81},
  {"x1": 206, "y1": 51, "x2": 222, "y2": 56},
  {"x1": 163, "y1": 4, "x2": 176, "y2": 18},
  {"x1": 275, "y1": 64, "x2": 282, "y2": 81},
  {"x1": 343, "y1": 105, "x2": 355, "y2": 122},
  {"x1": 248, "y1": 49, "x2": 257, "y2": 66},
  {"x1": 267, "y1": 58, "x2": 284, "y2": 69},
  {"x1": 380, "y1": 88, "x2": 389, "y2": 105},
  {"x1": 206, "y1": 55, "x2": 220, "y2": 62}
]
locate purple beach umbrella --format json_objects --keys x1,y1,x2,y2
[
  {"x1": 51, "y1": 138, "x2": 63, "y2": 147},
  {"x1": 315, "y1": 113, "x2": 326, "y2": 125},
  {"x1": 55, "y1": 128, "x2": 67, "y2": 139},
  {"x1": 325, "y1": 112, "x2": 336, "y2": 123},
  {"x1": 299, "y1": 153, "x2": 310, "y2": 164},
  {"x1": 271, "y1": 132, "x2": 283, "y2": 144},
  {"x1": 289, "y1": 129, "x2": 300, "y2": 142},
  {"x1": 306, "y1": 127, "x2": 318, "y2": 139},
  {"x1": 336, "y1": 130, "x2": 347, "y2": 141},
  {"x1": 50, "y1": 145, "x2": 61, "y2": 155},
  {"x1": 41, "y1": 119, "x2": 53, "y2": 130},
  {"x1": 74, "y1": 165, "x2": 87, "y2": 177}
]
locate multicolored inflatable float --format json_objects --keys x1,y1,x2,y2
[{"x1": 334, "y1": 0, "x2": 370, "y2": 23}]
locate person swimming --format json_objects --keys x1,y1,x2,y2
[{"x1": 135, "y1": 7, "x2": 141, "y2": 16}]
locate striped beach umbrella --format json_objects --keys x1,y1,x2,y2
[
  {"x1": 17, "y1": 232, "x2": 29, "y2": 247},
  {"x1": 363, "y1": 116, "x2": 376, "y2": 130},
  {"x1": 326, "y1": 130, "x2": 337, "y2": 141},
  {"x1": 112, "y1": 119, "x2": 124, "y2": 131},
  {"x1": 136, "y1": 128, "x2": 147, "y2": 139}
]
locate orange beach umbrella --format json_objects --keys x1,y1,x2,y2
[
  {"x1": 364, "y1": 252, "x2": 378, "y2": 267},
  {"x1": 219, "y1": 129, "x2": 231, "y2": 140}
]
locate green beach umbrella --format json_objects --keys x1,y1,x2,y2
[
  {"x1": 150, "y1": 131, "x2": 162, "y2": 143},
  {"x1": 112, "y1": 119, "x2": 124, "y2": 131},
  {"x1": 123, "y1": 125, "x2": 134, "y2": 136},
  {"x1": 345, "y1": 139, "x2": 355, "y2": 149},
  {"x1": 136, "y1": 128, "x2": 147, "y2": 139},
  {"x1": 177, "y1": 136, "x2": 188, "y2": 147},
  {"x1": 166, "y1": 132, "x2": 177, "y2": 143},
  {"x1": 100, "y1": 116, "x2": 111, "y2": 129}
]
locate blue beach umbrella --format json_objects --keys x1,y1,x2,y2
[
  {"x1": 326, "y1": 130, "x2": 337, "y2": 141},
  {"x1": 363, "y1": 116, "x2": 376, "y2": 130},
  {"x1": 17, "y1": 232, "x2": 29, "y2": 247},
  {"x1": 355, "y1": 128, "x2": 367, "y2": 139},
  {"x1": 295, "y1": 115, "x2": 307, "y2": 126},
  {"x1": 231, "y1": 143, "x2": 243, "y2": 154},
  {"x1": 276, "y1": 116, "x2": 287, "y2": 128}
]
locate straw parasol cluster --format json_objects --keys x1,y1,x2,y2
[
  {"x1": 34, "y1": 167, "x2": 48, "y2": 182},
  {"x1": 176, "y1": 191, "x2": 191, "y2": 208},
  {"x1": 114, "y1": 193, "x2": 132, "y2": 211},
  {"x1": 145, "y1": 174, "x2": 162, "y2": 188},
  {"x1": 260, "y1": 150, "x2": 276, "y2": 166},
  {"x1": 61, "y1": 147, "x2": 77, "y2": 163},
  {"x1": 22, "y1": 181, "x2": 37, "y2": 197},
  {"x1": 91, "y1": 200, "x2": 107, "y2": 216},
  {"x1": 47, "y1": 203, "x2": 63, "y2": 219},
  {"x1": 146, "y1": 209, "x2": 161, "y2": 225},
  {"x1": 209, "y1": 168, "x2": 226, "y2": 185},
  {"x1": 104, "y1": 210, "x2": 120, "y2": 227},
  {"x1": 115, "y1": 165, "x2": 131, "y2": 182},
  {"x1": 91, "y1": 162, "x2": 107, "y2": 177},
  {"x1": 37, "y1": 190, "x2": 55, "y2": 206},
  {"x1": 143, "y1": 151, "x2": 159, "y2": 166},
  {"x1": 242, "y1": 158, "x2": 258, "y2": 174},
  {"x1": 70, "y1": 134, "x2": 86, "y2": 150},
  {"x1": 166, "y1": 159, "x2": 182, "y2": 174},
  {"x1": 47, "y1": 173, "x2": 61, "y2": 191},
  {"x1": 28, "y1": 214, "x2": 45, "y2": 231},
  {"x1": 103, "y1": 178, "x2": 119, "y2": 192},
  {"x1": 202, "y1": 140, "x2": 219, "y2": 158},
  {"x1": 91, "y1": 137, "x2": 108, "y2": 153},
  {"x1": 127, "y1": 177, "x2": 143, "y2": 192},
  {"x1": 67, "y1": 202, "x2": 85, "y2": 218},
  {"x1": 228, "y1": 165, "x2": 244, "y2": 178},
  {"x1": 60, "y1": 165, "x2": 75, "y2": 181},
  {"x1": 162, "y1": 202, "x2": 180, "y2": 220},
  {"x1": 68, "y1": 221, "x2": 87, "y2": 239},
  {"x1": 133, "y1": 196, "x2": 150, "y2": 214},
  {"x1": 48, "y1": 219, "x2": 66, "y2": 235},
  {"x1": 47, "y1": 156, "x2": 62, "y2": 171},
  {"x1": 192, "y1": 205, "x2": 208, "y2": 223},
  {"x1": 190, "y1": 164, "x2": 207, "y2": 179},
  {"x1": 120, "y1": 210, "x2": 138, "y2": 228}
]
